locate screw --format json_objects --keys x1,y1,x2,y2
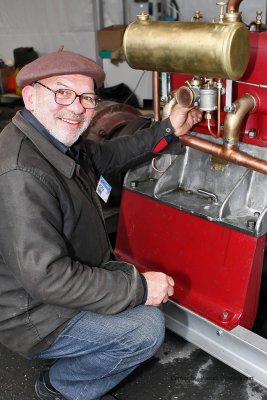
[
  {"x1": 246, "y1": 219, "x2": 256, "y2": 230},
  {"x1": 130, "y1": 181, "x2": 138, "y2": 188},
  {"x1": 217, "y1": 329, "x2": 223, "y2": 337},
  {"x1": 248, "y1": 128, "x2": 257, "y2": 138},
  {"x1": 221, "y1": 311, "x2": 229, "y2": 319}
]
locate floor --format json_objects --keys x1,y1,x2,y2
[{"x1": 1, "y1": 326, "x2": 267, "y2": 400}]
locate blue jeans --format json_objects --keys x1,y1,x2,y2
[{"x1": 34, "y1": 305, "x2": 165, "y2": 400}]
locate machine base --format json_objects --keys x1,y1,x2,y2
[{"x1": 164, "y1": 300, "x2": 267, "y2": 389}]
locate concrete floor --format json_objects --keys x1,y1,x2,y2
[{"x1": 1, "y1": 328, "x2": 267, "y2": 400}]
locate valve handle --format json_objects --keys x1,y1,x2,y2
[{"x1": 216, "y1": 2, "x2": 227, "y2": 21}]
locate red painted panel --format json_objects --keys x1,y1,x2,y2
[
  {"x1": 115, "y1": 190, "x2": 265, "y2": 330},
  {"x1": 170, "y1": 32, "x2": 267, "y2": 147}
]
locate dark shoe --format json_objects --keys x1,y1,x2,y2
[{"x1": 35, "y1": 371, "x2": 65, "y2": 400}]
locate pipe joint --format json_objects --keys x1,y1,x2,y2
[{"x1": 223, "y1": 93, "x2": 257, "y2": 147}]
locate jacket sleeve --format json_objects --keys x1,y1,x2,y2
[
  {"x1": 0, "y1": 168, "x2": 144, "y2": 315},
  {"x1": 85, "y1": 117, "x2": 178, "y2": 177}
]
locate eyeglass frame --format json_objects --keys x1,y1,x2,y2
[{"x1": 33, "y1": 81, "x2": 101, "y2": 109}]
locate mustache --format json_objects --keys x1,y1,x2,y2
[{"x1": 56, "y1": 111, "x2": 86, "y2": 123}]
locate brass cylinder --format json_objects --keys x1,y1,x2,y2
[{"x1": 123, "y1": 17, "x2": 250, "y2": 81}]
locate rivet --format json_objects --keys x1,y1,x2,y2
[
  {"x1": 130, "y1": 181, "x2": 138, "y2": 188},
  {"x1": 221, "y1": 311, "x2": 229, "y2": 319},
  {"x1": 246, "y1": 219, "x2": 256, "y2": 230},
  {"x1": 248, "y1": 128, "x2": 257, "y2": 138}
]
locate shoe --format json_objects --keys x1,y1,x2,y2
[{"x1": 35, "y1": 371, "x2": 65, "y2": 400}]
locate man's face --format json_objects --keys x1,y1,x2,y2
[{"x1": 25, "y1": 74, "x2": 96, "y2": 147}]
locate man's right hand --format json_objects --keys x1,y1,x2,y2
[{"x1": 142, "y1": 271, "x2": 174, "y2": 306}]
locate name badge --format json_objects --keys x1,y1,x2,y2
[{"x1": 96, "y1": 176, "x2": 112, "y2": 203}]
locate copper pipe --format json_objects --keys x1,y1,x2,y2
[
  {"x1": 223, "y1": 94, "x2": 256, "y2": 147},
  {"x1": 153, "y1": 71, "x2": 161, "y2": 121},
  {"x1": 180, "y1": 134, "x2": 267, "y2": 175},
  {"x1": 217, "y1": 81, "x2": 221, "y2": 138},
  {"x1": 226, "y1": 0, "x2": 243, "y2": 13},
  {"x1": 179, "y1": 93, "x2": 265, "y2": 175}
]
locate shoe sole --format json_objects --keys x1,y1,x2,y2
[{"x1": 35, "y1": 380, "x2": 65, "y2": 400}]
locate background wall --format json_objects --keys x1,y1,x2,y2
[
  {"x1": 0, "y1": 0, "x2": 266, "y2": 65},
  {"x1": 0, "y1": 0, "x2": 96, "y2": 65},
  {"x1": 169, "y1": 0, "x2": 266, "y2": 24}
]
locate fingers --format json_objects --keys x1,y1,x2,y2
[
  {"x1": 142, "y1": 272, "x2": 175, "y2": 306},
  {"x1": 161, "y1": 274, "x2": 175, "y2": 304},
  {"x1": 167, "y1": 275, "x2": 174, "y2": 298},
  {"x1": 162, "y1": 297, "x2": 169, "y2": 303},
  {"x1": 170, "y1": 105, "x2": 203, "y2": 137},
  {"x1": 190, "y1": 108, "x2": 203, "y2": 124},
  {"x1": 167, "y1": 275, "x2": 174, "y2": 286}
]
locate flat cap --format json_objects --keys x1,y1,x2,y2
[{"x1": 16, "y1": 48, "x2": 105, "y2": 88}]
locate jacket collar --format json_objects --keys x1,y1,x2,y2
[{"x1": 12, "y1": 111, "x2": 76, "y2": 178}]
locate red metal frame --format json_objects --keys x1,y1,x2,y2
[
  {"x1": 170, "y1": 32, "x2": 267, "y2": 148},
  {"x1": 115, "y1": 31, "x2": 267, "y2": 331},
  {"x1": 115, "y1": 190, "x2": 266, "y2": 330}
]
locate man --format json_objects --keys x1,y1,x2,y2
[{"x1": 0, "y1": 48, "x2": 202, "y2": 400}]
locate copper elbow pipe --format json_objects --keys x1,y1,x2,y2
[
  {"x1": 226, "y1": 0, "x2": 243, "y2": 13},
  {"x1": 223, "y1": 94, "x2": 256, "y2": 147}
]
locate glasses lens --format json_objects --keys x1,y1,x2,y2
[
  {"x1": 55, "y1": 89, "x2": 76, "y2": 105},
  {"x1": 81, "y1": 94, "x2": 99, "y2": 109},
  {"x1": 54, "y1": 89, "x2": 99, "y2": 109}
]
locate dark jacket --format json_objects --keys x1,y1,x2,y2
[{"x1": 0, "y1": 111, "x2": 175, "y2": 357}]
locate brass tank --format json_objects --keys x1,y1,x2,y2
[{"x1": 123, "y1": 14, "x2": 250, "y2": 81}]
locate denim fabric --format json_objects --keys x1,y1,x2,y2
[{"x1": 34, "y1": 305, "x2": 165, "y2": 400}]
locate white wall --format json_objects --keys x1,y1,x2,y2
[
  {"x1": 0, "y1": 0, "x2": 96, "y2": 65},
  {"x1": 0, "y1": 0, "x2": 265, "y2": 66},
  {"x1": 166, "y1": 0, "x2": 266, "y2": 24},
  {"x1": 103, "y1": 0, "x2": 124, "y2": 26},
  {"x1": 106, "y1": 0, "x2": 267, "y2": 25}
]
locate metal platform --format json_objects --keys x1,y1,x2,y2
[{"x1": 164, "y1": 300, "x2": 267, "y2": 389}]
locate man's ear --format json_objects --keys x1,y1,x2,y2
[{"x1": 22, "y1": 85, "x2": 36, "y2": 111}]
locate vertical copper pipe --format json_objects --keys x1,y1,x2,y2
[
  {"x1": 223, "y1": 94, "x2": 256, "y2": 147},
  {"x1": 217, "y1": 81, "x2": 222, "y2": 138},
  {"x1": 226, "y1": 0, "x2": 243, "y2": 13},
  {"x1": 153, "y1": 71, "x2": 161, "y2": 121}
]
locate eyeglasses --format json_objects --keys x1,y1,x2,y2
[{"x1": 34, "y1": 81, "x2": 100, "y2": 109}]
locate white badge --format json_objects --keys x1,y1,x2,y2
[{"x1": 96, "y1": 176, "x2": 112, "y2": 203}]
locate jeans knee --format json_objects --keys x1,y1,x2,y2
[{"x1": 134, "y1": 306, "x2": 165, "y2": 357}]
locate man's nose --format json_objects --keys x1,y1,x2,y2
[{"x1": 67, "y1": 96, "x2": 85, "y2": 113}]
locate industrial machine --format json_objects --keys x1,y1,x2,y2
[
  {"x1": 115, "y1": 0, "x2": 267, "y2": 388},
  {"x1": 124, "y1": 0, "x2": 162, "y2": 23}
]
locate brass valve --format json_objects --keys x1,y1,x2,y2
[
  {"x1": 137, "y1": 12, "x2": 150, "y2": 21},
  {"x1": 256, "y1": 11, "x2": 262, "y2": 26},
  {"x1": 193, "y1": 10, "x2": 202, "y2": 22},
  {"x1": 216, "y1": 2, "x2": 227, "y2": 22}
]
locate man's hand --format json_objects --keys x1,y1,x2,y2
[
  {"x1": 169, "y1": 104, "x2": 203, "y2": 137},
  {"x1": 142, "y1": 271, "x2": 174, "y2": 306}
]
